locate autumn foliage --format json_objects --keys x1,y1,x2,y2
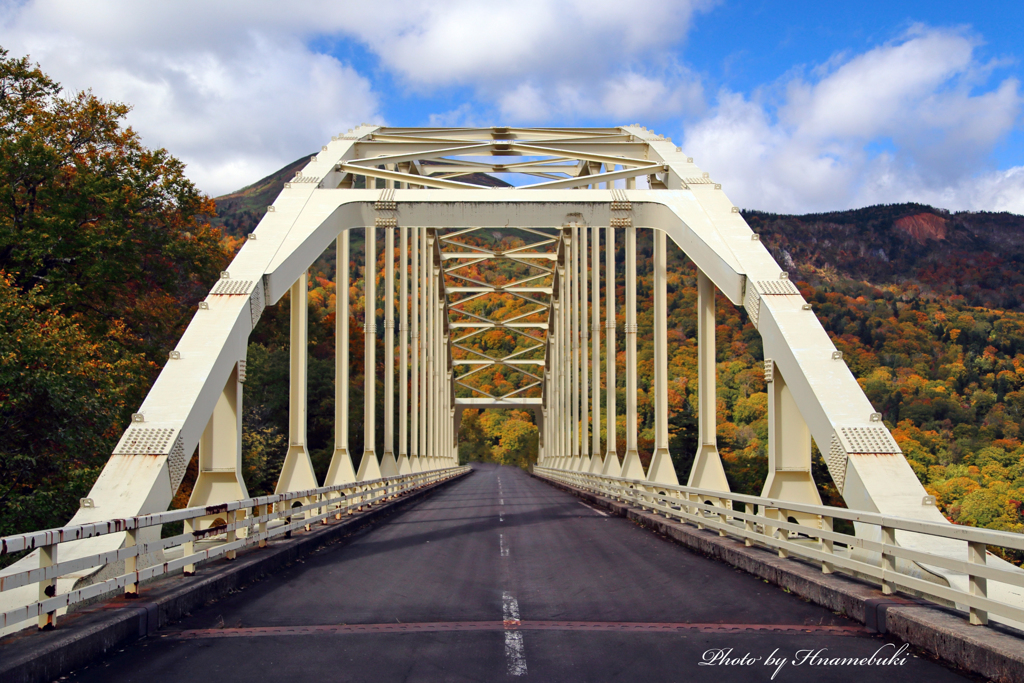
[{"x1": 0, "y1": 49, "x2": 229, "y2": 539}]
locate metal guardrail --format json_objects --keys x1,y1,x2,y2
[
  {"x1": 535, "y1": 466, "x2": 1024, "y2": 628},
  {"x1": 0, "y1": 467, "x2": 469, "y2": 631}
]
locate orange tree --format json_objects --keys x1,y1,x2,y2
[{"x1": 0, "y1": 49, "x2": 227, "y2": 538}]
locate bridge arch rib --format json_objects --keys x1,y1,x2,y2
[{"x1": 3, "y1": 125, "x2": 1022, "y2": 635}]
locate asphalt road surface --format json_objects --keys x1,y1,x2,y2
[{"x1": 67, "y1": 463, "x2": 972, "y2": 682}]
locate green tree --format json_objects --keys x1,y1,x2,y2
[{"x1": 0, "y1": 48, "x2": 227, "y2": 540}]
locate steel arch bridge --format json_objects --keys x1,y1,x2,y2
[{"x1": 3, "y1": 125, "x2": 1023, "y2": 638}]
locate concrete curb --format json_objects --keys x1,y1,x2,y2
[
  {"x1": 0, "y1": 470, "x2": 471, "y2": 683},
  {"x1": 535, "y1": 473, "x2": 1024, "y2": 683}
]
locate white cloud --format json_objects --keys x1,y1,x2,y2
[
  {"x1": 359, "y1": 0, "x2": 712, "y2": 125},
  {"x1": 5, "y1": 6, "x2": 1017, "y2": 213},
  {"x1": 0, "y1": 1, "x2": 714, "y2": 196},
  {"x1": 683, "y1": 27, "x2": 1023, "y2": 213},
  {"x1": 0, "y1": 2, "x2": 382, "y2": 196}
]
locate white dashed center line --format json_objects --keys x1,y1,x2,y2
[
  {"x1": 500, "y1": 534, "x2": 509, "y2": 557},
  {"x1": 502, "y1": 592, "x2": 527, "y2": 676}
]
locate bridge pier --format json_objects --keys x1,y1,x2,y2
[
  {"x1": 358, "y1": 228, "x2": 382, "y2": 481},
  {"x1": 760, "y1": 362, "x2": 823, "y2": 524},
  {"x1": 647, "y1": 230, "x2": 678, "y2": 485},
  {"x1": 601, "y1": 224, "x2": 620, "y2": 475},
  {"x1": 325, "y1": 232, "x2": 356, "y2": 488},
  {"x1": 568, "y1": 225, "x2": 581, "y2": 471},
  {"x1": 579, "y1": 224, "x2": 590, "y2": 473},
  {"x1": 589, "y1": 225, "x2": 603, "y2": 473},
  {"x1": 186, "y1": 361, "x2": 248, "y2": 521},
  {"x1": 410, "y1": 226, "x2": 422, "y2": 473},
  {"x1": 398, "y1": 226, "x2": 411, "y2": 474},
  {"x1": 274, "y1": 272, "x2": 319, "y2": 501},
  {"x1": 687, "y1": 270, "x2": 730, "y2": 494},
  {"x1": 380, "y1": 226, "x2": 398, "y2": 477},
  {"x1": 620, "y1": 225, "x2": 645, "y2": 480}
]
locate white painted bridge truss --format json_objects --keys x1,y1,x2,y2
[{"x1": 2, "y1": 125, "x2": 1023, "y2": 635}]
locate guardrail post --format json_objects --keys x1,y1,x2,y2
[
  {"x1": 968, "y1": 541, "x2": 989, "y2": 625},
  {"x1": 881, "y1": 525, "x2": 896, "y2": 595},
  {"x1": 125, "y1": 528, "x2": 139, "y2": 597},
  {"x1": 821, "y1": 515, "x2": 834, "y2": 574},
  {"x1": 183, "y1": 520, "x2": 196, "y2": 575},
  {"x1": 258, "y1": 504, "x2": 269, "y2": 547},
  {"x1": 38, "y1": 542, "x2": 57, "y2": 629},
  {"x1": 776, "y1": 509, "x2": 789, "y2": 558},
  {"x1": 744, "y1": 503, "x2": 754, "y2": 547},
  {"x1": 225, "y1": 509, "x2": 237, "y2": 560},
  {"x1": 761, "y1": 506, "x2": 774, "y2": 542}
]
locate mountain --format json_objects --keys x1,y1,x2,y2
[
  {"x1": 746, "y1": 205, "x2": 1024, "y2": 311},
  {"x1": 212, "y1": 156, "x2": 310, "y2": 238}
]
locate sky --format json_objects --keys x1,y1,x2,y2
[{"x1": 1, "y1": 0, "x2": 1022, "y2": 214}]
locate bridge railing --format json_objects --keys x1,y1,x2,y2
[
  {"x1": 535, "y1": 466, "x2": 1024, "y2": 628},
  {"x1": 0, "y1": 466, "x2": 469, "y2": 631}
]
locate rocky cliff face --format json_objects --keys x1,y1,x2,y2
[
  {"x1": 744, "y1": 204, "x2": 1024, "y2": 311},
  {"x1": 895, "y1": 213, "x2": 948, "y2": 242}
]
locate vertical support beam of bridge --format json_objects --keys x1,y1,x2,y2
[
  {"x1": 545, "y1": 340, "x2": 553, "y2": 463},
  {"x1": 602, "y1": 225, "x2": 620, "y2": 475},
  {"x1": 325, "y1": 232, "x2": 356, "y2": 487},
  {"x1": 549, "y1": 277, "x2": 557, "y2": 466},
  {"x1": 436, "y1": 249, "x2": 443, "y2": 468},
  {"x1": 186, "y1": 360, "x2": 248, "y2": 546},
  {"x1": 381, "y1": 227, "x2": 399, "y2": 477},
  {"x1": 569, "y1": 226, "x2": 580, "y2": 470},
  {"x1": 358, "y1": 228, "x2": 382, "y2": 481},
  {"x1": 590, "y1": 225, "x2": 603, "y2": 473},
  {"x1": 648, "y1": 230, "x2": 678, "y2": 485},
  {"x1": 432, "y1": 250, "x2": 438, "y2": 469},
  {"x1": 553, "y1": 264, "x2": 561, "y2": 467},
  {"x1": 446, "y1": 321, "x2": 452, "y2": 464},
  {"x1": 562, "y1": 253, "x2": 571, "y2": 467},
  {"x1": 687, "y1": 271, "x2": 729, "y2": 492},
  {"x1": 437, "y1": 268, "x2": 445, "y2": 467},
  {"x1": 431, "y1": 249, "x2": 441, "y2": 468},
  {"x1": 551, "y1": 299, "x2": 561, "y2": 466},
  {"x1": 440, "y1": 302, "x2": 445, "y2": 467},
  {"x1": 620, "y1": 226, "x2": 645, "y2": 480},
  {"x1": 410, "y1": 228, "x2": 421, "y2": 473},
  {"x1": 398, "y1": 226, "x2": 411, "y2": 475},
  {"x1": 561, "y1": 235, "x2": 569, "y2": 471},
  {"x1": 761, "y1": 365, "x2": 822, "y2": 521},
  {"x1": 556, "y1": 302, "x2": 564, "y2": 466},
  {"x1": 425, "y1": 233, "x2": 434, "y2": 469},
  {"x1": 579, "y1": 224, "x2": 590, "y2": 472},
  {"x1": 438, "y1": 298, "x2": 444, "y2": 468},
  {"x1": 276, "y1": 272, "x2": 320, "y2": 496},
  {"x1": 552, "y1": 299, "x2": 561, "y2": 464},
  {"x1": 421, "y1": 229, "x2": 430, "y2": 468}
]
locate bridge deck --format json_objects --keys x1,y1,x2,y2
[{"x1": 68, "y1": 464, "x2": 968, "y2": 682}]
